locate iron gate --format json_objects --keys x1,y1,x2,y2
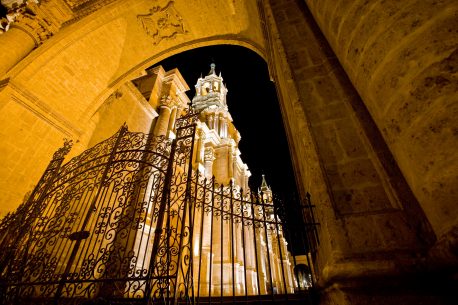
[
  {"x1": 0, "y1": 111, "x2": 198, "y2": 305},
  {"x1": 0, "y1": 110, "x2": 317, "y2": 305}
]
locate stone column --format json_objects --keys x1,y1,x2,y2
[
  {"x1": 244, "y1": 170, "x2": 250, "y2": 193},
  {"x1": 0, "y1": 26, "x2": 37, "y2": 75},
  {"x1": 218, "y1": 115, "x2": 224, "y2": 137},
  {"x1": 195, "y1": 129, "x2": 205, "y2": 164},
  {"x1": 207, "y1": 114, "x2": 214, "y2": 130},
  {"x1": 153, "y1": 105, "x2": 172, "y2": 136},
  {"x1": 0, "y1": 0, "x2": 71, "y2": 76},
  {"x1": 303, "y1": 0, "x2": 457, "y2": 240},
  {"x1": 223, "y1": 120, "x2": 228, "y2": 138},
  {"x1": 198, "y1": 250, "x2": 211, "y2": 295},
  {"x1": 244, "y1": 224, "x2": 257, "y2": 295},
  {"x1": 167, "y1": 106, "x2": 178, "y2": 135},
  {"x1": 265, "y1": 0, "x2": 453, "y2": 304},
  {"x1": 227, "y1": 145, "x2": 234, "y2": 179},
  {"x1": 256, "y1": 233, "x2": 268, "y2": 294},
  {"x1": 212, "y1": 113, "x2": 218, "y2": 130},
  {"x1": 204, "y1": 147, "x2": 215, "y2": 179}
]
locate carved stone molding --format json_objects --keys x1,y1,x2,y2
[
  {"x1": 160, "y1": 94, "x2": 188, "y2": 109},
  {"x1": 11, "y1": 13, "x2": 53, "y2": 46},
  {"x1": 204, "y1": 147, "x2": 215, "y2": 162},
  {"x1": 159, "y1": 95, "x2": 174, "y2": 108},
  {"x1": 2, "y1": 0, "x2": 70, "y2": 46},
  {"x1": 62, "y1": 0, "x2": 117, "y2": 25},
  {"x1": 137, "y1": 1, "x2": 187, "y2": 45},
  {"x1": 63, "y1": 0, "x2": 93, "y2": 9},
  {"x1": 197, "y1": 128, "x2": 206, "y2": 140}
]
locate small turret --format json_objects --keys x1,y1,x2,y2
[{"x1": 259, "y1": 174, "x2": 273, "y2": 204}]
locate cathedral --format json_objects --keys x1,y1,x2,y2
[
  {"x1": 0, "y1": 0, "x2": 456, "y2": 304},
  {"x1": 0, "y1": 61, "x2": 299, "y2": 303}
]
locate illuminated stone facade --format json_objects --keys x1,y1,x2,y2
[
  {"x1": 189, "y1": 64, "x2": 295, "y2": 295},
  {"x1": 82, "y1": 63, "x2": 296, "y2": 297}
]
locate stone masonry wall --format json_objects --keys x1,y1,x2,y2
[
  {"x1": 304, "y1": 0, "x2": 458, "y2": 239},
  {"x1": 266, "y1": 0, "x2": 442, "y2": 303},
  {"x1": 0, "y1": 0, "x2": 266, "y2": 217},
  {"x1": 269, "y1": 0, "x2": 431, "y2": 257}
]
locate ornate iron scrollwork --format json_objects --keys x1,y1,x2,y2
[{"x1": 0, "y1": 109, "x2": 316, "y2": 304}]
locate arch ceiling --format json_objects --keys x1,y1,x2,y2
[{"x1": 7, "y1": 0, "x2": 265, "y2": 136}]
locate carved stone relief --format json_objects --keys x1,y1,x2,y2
[{"x1": 137, "y1": 1, "x2": 187, "y2": 45}]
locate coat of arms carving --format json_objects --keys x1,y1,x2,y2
[{"x1": 137, "y1": 1, "x2": 187, "y2": 45}]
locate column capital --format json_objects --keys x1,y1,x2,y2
[
  {"x1": 197, "y1": 128, "x2": 206, "y2": 139},
  {"x1": 159, "y1": 94, "x2": 186, "y2": 109},
  {"x1": 204, "y1": 146, "x2": 215, "y2": 162},
  {"x1": 159, "y1": 95, "x2": 173, "y2": 108},
  {"x1": 4, "y1": 0, "x2": 72, "y2": 46}
]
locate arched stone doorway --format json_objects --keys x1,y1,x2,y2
[
  {"x1": 0, "y1": 0, "x2": 267, "y2": 214},
  {"x1": 1, "y1": 0, "x2": 456, "y2": 304}
]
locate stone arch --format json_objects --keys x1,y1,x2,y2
[
  {"x1": 0, "y1": 0, "x2": 267, "y2": 214},
  {"x1": 84, "y1": 39, "x2": 266, "y2": 124},
  {"x1": 1, "y1": 0, "x2": 458, "y2": 304}
]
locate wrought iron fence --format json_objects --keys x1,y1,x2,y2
[{"x1": 0, "y1": 111, "x2": 318, "y2": 305}]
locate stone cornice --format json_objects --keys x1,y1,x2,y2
[{"x1": 62, "y1": 0, "x2": 117, "y2": 25}]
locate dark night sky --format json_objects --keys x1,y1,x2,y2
[{"x1": 155, "y1": 45, "x2": 298, "y2": 199}]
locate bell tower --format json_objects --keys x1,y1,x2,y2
[
  {"x1": 192, "y1": 63, "x2": 232, "y2": 139},
  {"x1": 191, "y1": 63, "x2": 249, "y2": 189},
  {"x1": 192, "y1": 63, "x2": 227, "y2": 109}
]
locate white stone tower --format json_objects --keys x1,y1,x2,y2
[{"x1": 191, "y1": 63, "x2": 249, "y2": 190}]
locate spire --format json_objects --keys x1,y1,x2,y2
[
  {"x1": 259, "y1": 174, "x2": 273, "y2": 204},
  {"x1": 260, "y1": 174, "x2": 271, "y2": 192},
  {"x1": 208, "y1": 63, "x2": 216, "y2": 75}
]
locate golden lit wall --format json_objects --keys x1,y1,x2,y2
[{"x1": 0, "y1": 0, "x2": 265, "y2": 216}]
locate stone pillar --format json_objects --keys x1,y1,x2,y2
[
  {"x1": 204, "y1": 147, "x2": 215, "y2": 179},
  {"x1": 224, "y1": 120, "x2": 228, "y2": 138},
  {"x1": 213, "y1": 113, "x2": 219, "y2": 130},
  {"x1": 244, "y1": 170, "x2": 249, "y2": 193},
  {"x1": 0, "y1": 27, "x2": 37, "y2": 76},
  {"x1": 304, "y1": 0, "x2": 457, "y2": 240},
  {"x1": 235, "y1": 223, "x2": 244, "y2": 295},
  {"x1": 228, "y1": 145, "x2": 234, "y2": 179},
  {"x1": 197, "y1": 249, "x2": 211, "y2": 295},
  {"x1": 207, "y1": 114, "x2": 214, "y2": 130},
  {"x1": 256, "y1": 232, "x2": 268, "y2": 294},
  {"x1": 244, "y1": 224, "x2": 257, "y2": 295},
  {"x1": 265, "y1": 0, "x2": 454, "y2": 304},
  {"x1": 167, "y1": 106, "x2": 178, "y2": 134},
  {"x1": 218, "y1": 115, "x2": 224, "y2": 137},
  {"x1": 195, "y1": 129, "x2": 205, "y2": 164},
  {"x1": 0, "y1": 0, "x2": 72, "y2": 76},
  {"x1": 153, "y1": 105, "x2": 172, "y2": 136}
]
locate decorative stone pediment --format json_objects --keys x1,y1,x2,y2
[{"x1": 137, "y1": 1, "x2": 187, "y2": 45}]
